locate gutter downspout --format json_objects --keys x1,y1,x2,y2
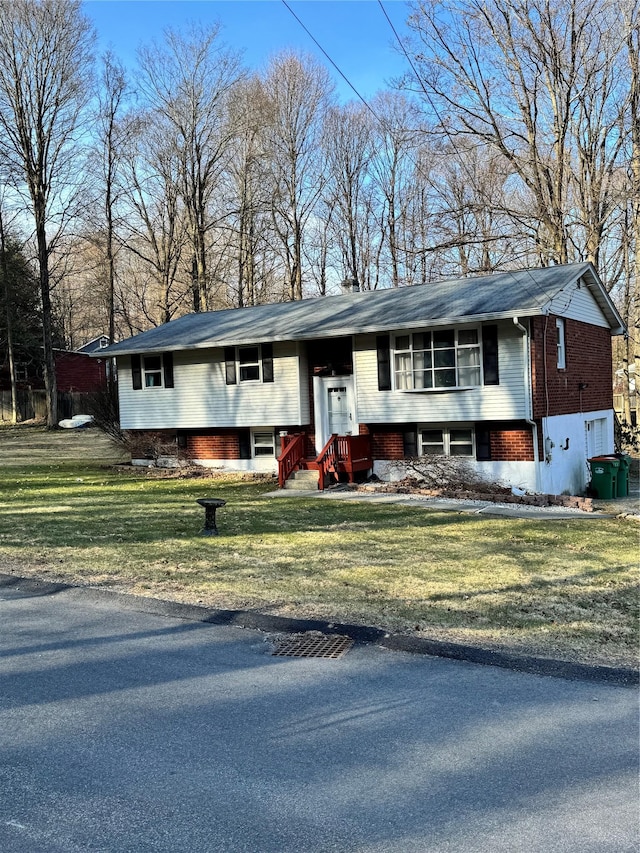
[{"x1": 513, "y1": 317, "x2": 541, "y2": 492}]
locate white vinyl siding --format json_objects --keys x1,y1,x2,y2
[
  {"x1": 118, "y1": 341, "x2": 305, "y2": 430},
  {"x1": 354, "y1": 322, "x2": 528, "y2": 423},
  {"x1": 547, "y1": 278, "x2": 610, "y2": 328}
]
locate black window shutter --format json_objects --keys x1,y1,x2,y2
[
  {"x1": 163, "y1": 352, "x2": 174, "y2": 388},
  {"x1": 482, "y1": 325, "x2": 499, "y2": 385},
  {"x1": 376, "y1": 335, "x2": 391, "y2": 391},
  {"x1": 131, "y1": 354, "x2": 142, "y2": 390},
  {"x1": 238, "y1": 429, "x2": 251, "y2": 459},
  {"x1": 476, "y1": 427, "x2": 491, "y2": 461},
  {"x1": 224, "y1": 347, "x2": 237, "y2": 385},
  {"x1": 262, "y1": 343, "x2": 274, "y2": 383},
  {"x1": 403, "y1": 429, "x2": 418, "y2": 457}
]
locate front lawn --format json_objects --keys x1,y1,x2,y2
[{"x1": 0, "y1": 427, "x2": 637, "y2": 668}]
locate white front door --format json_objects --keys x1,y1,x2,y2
[{"x1": 313, "y1": 375, "x2": 355, "y2": 452}]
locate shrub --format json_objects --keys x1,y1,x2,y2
[
  {"x1": 384, "y1": 455, "x2": 509, "y2": 494},
  {"x1": 122, "y1": 430, "x2": 192, "y2": 467}
]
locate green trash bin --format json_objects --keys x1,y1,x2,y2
[
  {"x1": 588, "y1": 456, "x2": 620, "y2": 500},
  {"x1": 615, "y1": 453, "x2": 631, "y2": 498}
]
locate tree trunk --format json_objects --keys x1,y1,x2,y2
[
  {"x1": 35, "y1": 217, "x2": 57, "y2": 427},
  {"x1": 0, "y1": 211, "x2": 17, "y2": 423}
]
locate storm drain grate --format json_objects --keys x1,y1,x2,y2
[{"x1": 271, "y1": 633, "x2": 354, "y2": 659}]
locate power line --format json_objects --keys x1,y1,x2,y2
[
  {"x1": 378, "y1": 0, "x2": 552, "y2": 307},
  {"x1": 280, "y1": 0, "x2": 381, "y2": 125},
  {"x1": 280, "y1": 0, "x2": 555, "y2": 301}
]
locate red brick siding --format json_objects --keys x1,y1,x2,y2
[
  {"x1": 188, "y1": 431, "x2": 239, "y2": 459},
  {"x1": 364, "y1": 421, "x2": 535, "y2": 462},
  {"x1": 360, "y1": 424, "x2": 406, "y2": 460},
  {"x1": 490, "y1": 427, "x2": 535, "y2": 461},
  {"x1": 186, "y1": 426, "x2": 314, "y2": 460},
  {"x1": 530, "y1": 316, "x2": 613, "y2": 418}
]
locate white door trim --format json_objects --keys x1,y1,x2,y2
[{"x1": 313, "y1": 375, "x2": 355, "y2": 453}]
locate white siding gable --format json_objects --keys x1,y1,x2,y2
[
  {"x1": 354, "y1": 321, "x2": 529, "y2": 423},
  {"x1": 547, "y1": 276, "x2": 609, "y2": 328},
  {"x1": 118, "y1": 341, "x2": 307, "y2": 430}
]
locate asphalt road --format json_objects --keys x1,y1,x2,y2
[{"x1": 1, "y1": 582, "x2": 638, "y2": 853}]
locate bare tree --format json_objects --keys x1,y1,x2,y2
[
  {"x1": 369, "y1": 92, "x2": 422, "y2": 287},
  {"x1": 322, "y1": 103, "x2": 374, "y2": 288},
  {"x1": 120, "y1": 116, "x2": 189, "y2": 326},
  {"x1": 0, "y1": 202, "x2": 16, "y2": 422},
  {"x1": 621, "y1": 0, "x2": 640, "y2": 427},
  {"x1": 226, "y1": 76, "x2": 275, "y2": 307},
  {"x1": 407, "y1": 0, "x2": 632, "y2": 272},
  {"x1": 426, "y1": 141, "x2": 523, "y2": 276},
  {"x1": 263, "y1": 52, "x2": 334, "y2": 300},
  {"x1": 96, "y1": 52, "x2": 129, "y2": 347},
  {"x1": 137, "y1": 23, "x2": 244, "y2": 312},
  {"x1": 0, "y1": 0, "x2": 94, "y2": 426}
]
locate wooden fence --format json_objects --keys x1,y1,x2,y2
[{"x1": 0, "y1": 390, "x2": 94, "y2": 423}]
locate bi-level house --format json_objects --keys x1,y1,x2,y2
[{"x1": 98, "y1": 263, "x2": 624, "y2": 496}]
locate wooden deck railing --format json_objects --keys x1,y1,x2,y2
[
  {"x1": 316, "y1": 434, "x2": 339, "y2": 491},
  {"x1": 316, "y1": 434, "x2": 373, "y2": 490},
  {"x1": 279, "y1": 433, "x2": 373, "y2": 490},
  {"x1": 277, "y1": 433, "x2": 306, "y2": 489},
  {"x1": 336, "y1": 435, "x2": 371, "y2": 469}
]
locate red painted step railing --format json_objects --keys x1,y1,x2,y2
[{"x1": 277, "y1": 433, "x2": 306, "y2": 489}]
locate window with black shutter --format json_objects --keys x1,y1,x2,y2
[
  {"x1": 132, "y1": 353, "x2": 175, "y2": 389},
  {"x1": 376, "y1": 335, "x2": 391, "y2": 391},
  {"x1": 163, "y1": 353, "x2": 174, "y2": 388},
  {"x1": 238, "y1": 429, "x2": 251, "y2": 459},
  {"x1": 225, "y1": 344, "x2": 274, "y2": 384},
  {"x1": 262, "y1": 343, "x2": 274, "y2": 382},
  {"x1": 403, "y1": 429, "x2": 418, "y2": 457},
  {"x1": 131, "y1": 354, "x2": 142, "y2": 390},
  {"x1": 225, "y1": 347, "x2": 237, "y2": 385},
  {"x1": 482, "y1": 325, "x2": 499, "y2": 385},
  {"x1": 476, "y1": 427, "x2": 492, "y2": 460}
]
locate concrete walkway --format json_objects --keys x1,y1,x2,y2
[{"x1": 265, "y1": 485, "x2": 639, "y2": 520}]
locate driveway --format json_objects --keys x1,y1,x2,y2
[{"x1": 1, "y1": 580, "x2": 638, "y2": 853}]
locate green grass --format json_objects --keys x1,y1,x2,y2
[{"x1": 0, "y1": 426, "x2": 638, "y2": 667}]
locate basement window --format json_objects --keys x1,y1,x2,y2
[
  {"x1": 419, "y1": 426, "x2": 475, "y2": 457},
  {"x1": 252, "y1": 430, "x2": 276, "y2": 457}
]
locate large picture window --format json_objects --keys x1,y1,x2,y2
[
  {"x1": 419, "y1": 426, "x2": 475, "y2": 457},
  {"x1": 393, "y1": 329, "x2": 481, "y2": 390}
]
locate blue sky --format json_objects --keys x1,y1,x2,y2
[{"x1": 83, "y1": 0, "x2": 414, "y2": 101}]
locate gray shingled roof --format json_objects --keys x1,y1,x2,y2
[{"x1": 100, "y1": 263, "x2": 623, "y2": 356}]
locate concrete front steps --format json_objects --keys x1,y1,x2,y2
[{"x1": 283, "y1": 469, "x2": 320, "y2": 490}]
